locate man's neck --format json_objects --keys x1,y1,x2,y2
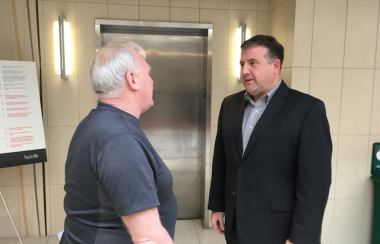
[
  {"x1": 99, "y1": 96, "x2": 141, "y2": 119},
  {"x1": 251, "y1": 78, "x2": 281, "y2": 103}
]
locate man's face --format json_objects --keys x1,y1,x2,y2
[
  {"x1": 136, "y1": 55, "x2": 154, "y2": 113},
  {"x1": 240, "y1": 45, "x2": 280, "y2": 101}
]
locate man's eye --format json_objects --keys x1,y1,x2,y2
[{"x1": 250, "y1": 62, "x2": 255, "y2": 65}]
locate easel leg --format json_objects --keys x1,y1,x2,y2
[
  {"x1": 33, "y1": 163, "x2": 41, "y2": 236},
  {"x1": 42, "y1": 162, "x2": 47, "y2": 236},
  {"x1": 18, "y1": 166, "x2": 29, "y2": 237},
  {"x1": 0, "y1": 190, "x2": 23, "y2": 244}
]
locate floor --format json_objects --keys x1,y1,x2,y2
[{"x1": 0, "y1": 219, "x2": 226, "y2": 244}]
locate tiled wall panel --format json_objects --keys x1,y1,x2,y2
[
  {"x1": 211, "y1": 70, "x2": 227, "y2": 126},
  {"x1": 335, "y1": 136, "x2": 369, "y2": 199},
  {"x1": 140, "y1": 6, "x2": 170, "y2": 21},
  {"x1": 170, "y1": 7, "x2": 200, "y2": 23},
  {"x1": 107, "y1": 4, "x2": 139, "y2": 20},
  {"x1": 76, "y1": 3, "x2": 107, "y2": 66},
  {"x1": 108, "y1": 0, "x2": 138, "y2": 4},
  {"x1": 0, "y1": 0, "x2": 13, "y2": 60},
  {"x1": 48, "y1": 127, "x2": 76, "y2": 185},
  {"x1": 311, "y1": 0, "x2": 347, "y2": 68},
  {"x1": 0, "y1": 187, "x2": 20, "y2": 238},
  {"x1": 291, "y1": 67, "x2": 310, "y2": 94},
  {"x1": 344, "y1": 0, "x2": 378, "y2": 69},
  {"x1": 200, "y1": 0, "x2": 229, "y2": 9},
  {"x1": 332, "y1": 199, "x2": 364, "y2": 244},
  {"x1": 78, "y1": 66, "x2": 97, "y2": 121},
  {"x1": 200, "y1": 9, "x2": 229, "y2": 70},
  {"x1": 292, "y1": 0, "x2": 314, "y2": 67},
  {"x1": 46, "y1": 65, "x2": 79, "y2": 126},
  {"x1": 371, "y1": 70, "x2": 380, "y2": 134},
  {"x1": 171, "y1": 0, "x2": 200, "y2": 8},
  {"x1": 229, "y1": 0, "x2": 258, "y2": 10},
  {"x1": 310, "y1": 68, "x2": 343, "y2": 136},
  {"x1": 340, "y1": 69, "x2": 373, "y2": 135}
]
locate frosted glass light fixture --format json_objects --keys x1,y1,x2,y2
[{"x1": 54, "y1": 16, "x2": 72, "y2": 80}]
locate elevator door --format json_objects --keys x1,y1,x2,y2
[{"x1": 103, "y1": 33, "x2": 204, "y2": 219}]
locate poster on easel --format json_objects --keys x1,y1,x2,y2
[{"x1": 0, "y1": 60, "x2": 47, "y2": 168}]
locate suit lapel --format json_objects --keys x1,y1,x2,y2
[
  {"x1": 234, "y1": 95, "x2": 247, "y2": 160},
  {"x1": 241, "y1": 81, "x2": 289, "y2": 162}
]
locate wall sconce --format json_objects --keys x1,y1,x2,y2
[
  {"x1": 235, "y1": 23, "x2": 250, "y2": 80},
  {"x1": 54, "y1": 16, "x2": 72, "y2": 80}
]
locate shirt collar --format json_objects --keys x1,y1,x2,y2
[{"x1": 244, "y1": 79, "x2": 282, "y2": 105}]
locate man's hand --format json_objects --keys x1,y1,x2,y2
[
  {"x1": 210, "y1": 211, "x2": 225, "y2": 235},
  {"x1": 285, "y1": 239, "x2": 294, "y2": 244}
]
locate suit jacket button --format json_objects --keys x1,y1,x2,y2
[
  {"x1": 232, "y1": 191, "x2": 236, "y2": 196},
  {"x1": 238, "y1": 167, "x2": 243, "y2": 172}
]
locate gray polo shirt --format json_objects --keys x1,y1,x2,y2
[
  {"x1": 61, "y1": 102, "x2": 177, "y2": 244},
  {"x1": 242, "y1": 80, "x2": 282, "y2": 154}
]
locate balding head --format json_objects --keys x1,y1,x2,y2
[{"x1": 90, "y1": 40, "x2": 146, "y2": 99}]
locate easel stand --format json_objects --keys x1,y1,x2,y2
[{"x1": 0, "y1": 190, "x2": 23, "y2": 244}]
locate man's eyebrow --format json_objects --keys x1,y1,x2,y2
[{"x1": 240, "y1": 58, "x2": 258, "y2": 64}]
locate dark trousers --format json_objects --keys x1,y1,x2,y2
[{"x1": 227, "y1": 211, "x2": 240, "y2": 244}]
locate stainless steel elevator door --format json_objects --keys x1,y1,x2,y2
[{"x1": 103, "y1": 33, "x2": 204, "y2": 219}]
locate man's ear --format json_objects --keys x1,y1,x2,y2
[
  {"x1": 273, "y1": 59, "x2": 281, "y2": 74},
  {"x1": 126, "y1": 71, "x2": 139, "y2": 90}
]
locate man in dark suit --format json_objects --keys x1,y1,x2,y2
[{"x1": 208, "y1": 35, "x2": 332, "y2": 244}]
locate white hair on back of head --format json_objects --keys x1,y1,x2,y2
[{"x1": 90, "y1": 40, "x2": 146, "y2": 99}]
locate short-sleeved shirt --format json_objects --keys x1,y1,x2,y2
[{"x1": 60, "y1": 102, "x2": 178, "y2": 244}]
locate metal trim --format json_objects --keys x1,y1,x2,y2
[
  {"x1": 95, "y1": 19, "x2": 213, "y2": 29},
  {"x1": 202, "y1": 27, "x2": 213, "y2": 229},
  {"x1": 59, "y1": 16, "x2": 67, "y2": 80},
  {"x1": 241, "y1": 23, "x2": 246, "y2": 45}
]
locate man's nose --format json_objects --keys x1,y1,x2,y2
[{"x1": 241, "y1": 63, "x2": 249, "y2": 75}]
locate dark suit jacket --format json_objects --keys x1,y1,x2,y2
[{"x1": 208, "y1": 81, "x2": 332, "y2": 244}]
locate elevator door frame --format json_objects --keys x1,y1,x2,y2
[{"x1": 95, "y1": 19, "x2": 213, "y2": 228}]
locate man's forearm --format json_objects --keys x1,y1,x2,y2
[{"x1": 122, "y1": 207, "x2": 174, "y2": 244}]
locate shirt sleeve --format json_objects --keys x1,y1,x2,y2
[
  {"x1": 289, "y1": 100, "x2": 332, "y2": 243},
  {"x1": 95, "y1": 133, "x2": 160, "y2": 217}
]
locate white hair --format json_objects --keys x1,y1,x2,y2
[{"x1": 90, "y1": 40, "x2": 146, "y2": 99}]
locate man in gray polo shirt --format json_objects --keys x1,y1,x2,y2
[{"x1": 61, "y1": 40, "x2": 177, "y2": 244}]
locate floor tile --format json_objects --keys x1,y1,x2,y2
[
  {"x1": 0, "y1": 238, "x2": 17, "y2": 244},
  {"x1": 15, "y1": 236, "x2": 50, "y2": 244},
  {"x1": 174, "y1": 230, "x2": 200, "y2": 244},
  {"x1": 193, "y1": 219, "x2": 204, "y2": 230},
  {"x1": 176, "y1": 220, "x2": 196, "y2": 230},
  {"x1": 196, "y1": 228, "x2": 225, "y2": 244},
  {"x1": 46, "y1": 236, "x2": 58, "y2": 244}
]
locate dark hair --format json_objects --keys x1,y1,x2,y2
[{"x1": 241, "y1": 35, "x2": 284, "y2": 69}]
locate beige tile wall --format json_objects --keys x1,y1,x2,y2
[
  {"x1": 292, "y1": 0, "x2": 380, "y2": 243},
  {"x1": 2, "y1": 0, "x2": 379, "y2": 242},
  {"x1": 0, "y1": 0, "x2": 270, "y2": 237},
  {"x1": 269, "y1": 0, "x2": 295, "y2": 87},
  {"x1": 0, "y1": 0, "x2": 13, "y2": 61}
]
